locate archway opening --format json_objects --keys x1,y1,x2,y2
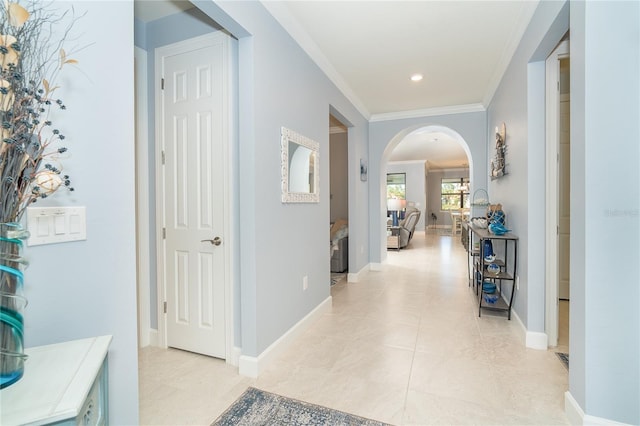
[{"x1": 379, "y1": 125, "x2": 475, "y2": 254}]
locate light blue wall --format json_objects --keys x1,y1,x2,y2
[
  {"x1": 24, "y1": 2, "x2": 138, "y2": 424},
  {"x1": 489, "y1": 0, "x2": 639, "y2": 422},
  {"x1": 571, "y1": 1, "x2": 639, "y2": 422},
  {"x1": 487, "y1": 0, "x2": 568, "y2": 331},
  {"x1": 369, "y1": 112, "x2": 487, "y2": 264},
  {"x1": 195, "y1": 1, "x2": 369, "y2": 356}
]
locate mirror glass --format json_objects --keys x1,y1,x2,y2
[{"x1": 281, "y1": 127, "x2": 319, "y2": 203}]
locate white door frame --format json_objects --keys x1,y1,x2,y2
[
  {"x1": 545, "y1": 40, "x2": 569, "y2": 347},
  {"x1": 154, "y1": 32, "x2": 235, "y2": 363},
  {"x1": 135, "y1": 46, "x2": 151, "y2": 348}
]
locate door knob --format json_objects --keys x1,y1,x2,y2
[{"x1": 201, "y1": 237, "x2": 222, "y2": 246}]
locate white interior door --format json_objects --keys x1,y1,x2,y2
[{"x1": 159, "y1": 33, "x2": 230, "y2": 358}]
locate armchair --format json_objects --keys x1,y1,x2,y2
[{"x1": 398, "y1": 209, "x2": 421, "y2": 248}]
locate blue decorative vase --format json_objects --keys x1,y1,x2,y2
[
  {"x1": 491, "y1": 209, "x2": 506, "y2": 225},
  {"x1": 0, "y1": 222, "x2": 30, "y2": 389},
  {"x1": 483, "y1": 239, "x2": 494, "y2": 258}
]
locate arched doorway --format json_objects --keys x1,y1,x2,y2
[{"x1": 379, "y1": 124, "x2": 473, "y2": 259}]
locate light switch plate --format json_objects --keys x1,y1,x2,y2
[{"x1": 26, "y1": 206, "x2": 87, "y2": 246}]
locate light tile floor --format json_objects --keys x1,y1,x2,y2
[{"x1": 139, "y1": 231, "x2": 569, "y2": 425}]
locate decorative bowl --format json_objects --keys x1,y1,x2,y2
[
  {"x1": 484, "y1": 294, "x2": 499, "y2": 304},
  {"x1": 488, "y1": 222, "x2": 509, "y2": 235},
  {"x1": 471, "y1": 217, "x2": 488, "y2": 228},
  {"x1": 487, "y1": 263, "x2": 500, "y2": 275},
  {"x1": 482, "y1": 281, "x2": 496, "y2": 294},
  {"x1": 484, "y1": 254, "x2": 496, "y2": 263}
]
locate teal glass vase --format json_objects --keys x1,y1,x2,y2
[{"x1": 0, "y1": 222, "x2": 30, "y2": 389}]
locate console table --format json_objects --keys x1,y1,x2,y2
[
  {"x1": 1, "y1": 335, "x2": 112, "y2": 425},
  {"x1": 467, "y1": 224, "x2": 518, "y2": 319}
]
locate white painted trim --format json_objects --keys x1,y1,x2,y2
[
  {"x1": 565, "y1": 391, "x2": 584, "y2": 425},
  {"x1": 511, "y1": 305, "x2": 527, "y2": 343},
  {"x1": 154, "y1": 40, "x2": 167, "y2": 350},
  {"x1": 388, "y1": 160, "x2": 427, "y2": 166},
  {"x1": 564, "y1": 391, "x2": 630, "y2": 426},
  {"x1": 220, "y1": 33, "x2": 236, "y2": 366},
  {"x1": 481, "y1": 1, "x2": 538, "y2": 107},
  {"x1": 154, "y1": 32, "x2": 235, "y2": 358},
  {"x1": 370, "y1": 103, "x2": 485, "y2": 122},
  {"x1": 427, "y1": 167, "x2": 470, "y2": 173},
  {"x1": 148, "y1": 329, "x2": 159, "y2": 347},
  {"x1": 511, "y1": 309, "x2": 548, "y2": 350},
  {"x1": 348, "y1": 263, "x2": 371, "y2": 280},
  {"x1": 329, "y1": 126, "x2": 347, "y2": 134},
  {"x1": 135, "y1": 46, "x2": 151, "y2": 349},
  {"x1": 261, "y1": 2, "x2": 370, "y2": 120},
  {"x1": 427, "y1": 224, "x2": 451, "y2": 230},
  {"x1": 229, "y1": 346, "x2": 241, "y2": 367},
  {"x1": 238, "y1": 296, "x2": 332, "y2": 378},
  {"x1": 369, "y1": 262, "x2": 384, "y2": 272},
  {"x1": 526, "y1": 331, "x2": 548, "y2": 350}
]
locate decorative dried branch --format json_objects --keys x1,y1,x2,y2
[{"x1": 0, "y1": 1, "x2": 81, "y2": 223}]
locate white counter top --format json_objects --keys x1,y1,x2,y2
[{"x1": 1, "y1": 335, "x2": 112, "y2": 425}]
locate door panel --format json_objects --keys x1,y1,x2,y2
[{"x1": 161, "y1": 34, "x2": 228, "y2": 358}]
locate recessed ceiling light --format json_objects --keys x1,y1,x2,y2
[{"x1": 410, "y1": 74, "x2": 423, "y2": 82}]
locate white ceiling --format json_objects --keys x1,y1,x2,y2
[{"x1": 134, "y1": 0, "x2": 538, "y2": 169}]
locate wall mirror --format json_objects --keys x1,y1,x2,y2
[{"x1": 281, "y1": 126, "x2": 319, "y2": 203}]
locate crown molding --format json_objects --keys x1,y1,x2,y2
[
  {"x1": 262, "y1": 1, "x2": 371, "y2": 120},
  {"x1": 482, "y1": 1, "x2": 539, "y2": 106},
  {"x1": 388, "y1": 160, "x2": 426, "y2": 166},
  {"x1": 370, "y1": 103, "x2": 486, "y2": 122},
  {"x1": 427, "y1": 166, "x2": 470, "y2": 173}
]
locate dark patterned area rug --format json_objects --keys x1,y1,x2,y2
[
  {"x1": 331, "y1": 272, "x2": 346, "y2": 286},
  {"x1": 556, "y1": 352, "x2": 569, "y2": 370},
  {"x1": 212, "y1": 387, "x2": 390, "y2": 426}
]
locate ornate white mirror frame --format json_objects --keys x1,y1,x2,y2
[{"x1": 281, "y1": 126, "x2": 319, "y2": 203}]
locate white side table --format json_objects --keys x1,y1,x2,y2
[
  {"x1": 387, "y1": 226, "x2": 401, "y2": 250},
  {"x1": 1, "y1": 335, "x2": 112, "y2": 425}
]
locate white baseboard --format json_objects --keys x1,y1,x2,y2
[
  {"x1": 228, "y1": 346, "x2": 241, "y2": 367},
  {"x1": 565, "y1": 392, "x2": 584, "y2": 425},
  {"x1": 348, "y1": 263, "x2": 371, "y2": 281},
  {"x1": 369, "y1": 262, "x2": 384, "y2": 272},
  {"x1": 565, "y1": 391, "x2": 630, "y2": 425},
  {"x1": 427, "y1": 224, "x2": 451, "y2": 230},
  {"x1": 526, "y1": 331, "x2": 548, "y2": 350},
  {"x1": 148, "y1": 328, "x2": 159, "y2": 347},
  {"x1": 238, "y1": 296, "x2": 332, "y2": 378},
  {"x1": 511, "y1": 309, "x2": 548, "y2": 350}
]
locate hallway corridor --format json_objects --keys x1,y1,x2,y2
[{"x1": 139, "y1": 231, "x2": 569, "y2": 425}]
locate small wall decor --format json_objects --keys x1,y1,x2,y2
[
  {"x1": 360, "y1": 158, "x2": 368, "y2": 181},
  {"x1": 491, "y1": 122, "x2": 507, "y2": 179},
  {"x1": 281, "y1": 127, "x2": 319, "y2": 203}
]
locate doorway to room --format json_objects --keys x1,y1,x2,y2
[
  {"x1": 545, "y1": 39, "x2": 570, "y2": 352},
  {"x1": 382, "y1": 125, "x2": 473, "y2": 248},
  {"x1": 329, "y1": 114, "x2": 349, "y2": 283}
]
